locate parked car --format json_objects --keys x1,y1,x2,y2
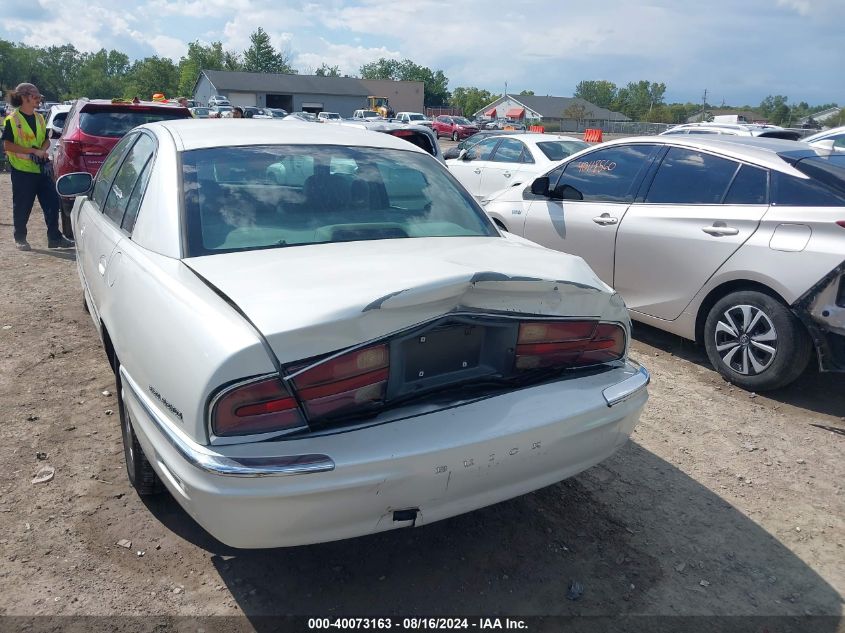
[
  {"x1": 433, "y1": 116, "x2": 479, "y2": 141},
  {"x1": 54, "y1": 119, "x2": 649, "y2": 548},
  {"x1": 207, "y1": 95, "x2": 230, "y2": 106},
  {"x1": 447, "y1": 133, "x2": 588, "y2": 201},
  {"x1": 53, "y1": 98, "x2": 192, "y2": 238},
  {"x1": 266, "y1": 108, "x2": 288, "y2": 118},
  {"x1": 442, "y1": 130, "x2": 521, "y2": 160},
  {"x1": 190, "y1": 107, "x2": 211, "y2": 118},
  {"x1": 803, "y1": 125, "x2": 845, "y2": 151},
  {"x1": 209, "y1": 105, "x2": 233, "y2": 118},
  {"x1": 661, "y1": 122, "x2": 802, "y2": 140},
  {"x1": 483, "y1": 135, "x2": 845, "y2": 390},
  {"x1": 394, "y1": 112, "x2": 432, "y2": 128},
  {"x1": 317, "y1": 112, "x2": 342, "y2": 122},
  {"x1": 333, "y1": 119, "x2": 444, "y2": 162},
  {"x1": 45, "y1": 104, "x2": 73, "y2": 159},
  {"x1": 352, "y1": 109, "x2": 381, "y2": 120}
]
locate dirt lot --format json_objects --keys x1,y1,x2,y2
[{"x1": 0, "y1": 169, "x2": 843, "y2": 630}]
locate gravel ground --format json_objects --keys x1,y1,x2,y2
[{"x1": 0, "y1": 167, "x2": 843, "y2": 631}]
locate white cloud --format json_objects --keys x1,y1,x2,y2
[
  {"x1": 147, "y1": 35, "x2": 189, "y2": 60},
  {"x1": 296, "y1": 41, "x2": 400, "y2": 76}
]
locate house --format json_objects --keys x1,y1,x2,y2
[
  {"x1": 193, "y1": 70, "x2": 424, "y2": 117},
  {"x1": 473, "y1": 94, "x2": 628, "y2": 131}
]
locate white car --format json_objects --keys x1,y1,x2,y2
[
  {"x1": 207, "y1": 95, "x2": 230, "y2": 107},
  {"x1": 394, "y1": 112, "x2": 432, "y2": 128},
  {"x1": 317, "y1": 112, "x2": 342, "y2": 121},
  {"x1": 46, "y1": 104, "x2": 72, "y2": 159},
  {"x1": 660, "y1": 122, "x2": 802, "y2": 140},
  {"x1": 55, "y1": 120, "x2": 648, "y2": 548},
  {"x1": 446, "y1": 133, "x2": 588, "y2": 201},
  {"x1": 352, "y1": 109, "x2": 382, "y2": 120},
  {"x1": 803, "y1": 125, "x2": 845, "y2": 151},
  {"x1": 482, "y1": 135, "x2": 845, "y2": 390}
]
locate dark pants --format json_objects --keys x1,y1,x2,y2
[{"x1": 11, "y1": 167, "x2": 62, "y2": 243}]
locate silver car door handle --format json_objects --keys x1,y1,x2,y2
[
  {"x1": 98, "y1": 255, "x2": 107, "y2": 276},
  {"x1": 592, "y1": 215, "x2": 619, "y2": 225},
  {"x1": 701, "y1": 225, "x2": 739, "y2": 236},
  {"x1": 473, "y1": 168, "x2": 481, "y2": 174}
]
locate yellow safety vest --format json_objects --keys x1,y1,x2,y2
[{"x1": 4, "y1": 109, "x2": 46, "y2": 173}]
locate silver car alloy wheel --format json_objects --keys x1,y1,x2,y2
[{"x1": 714, "y1": 304, "x2": 778, "y2": 375}]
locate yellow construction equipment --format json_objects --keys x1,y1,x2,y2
[{"x1": 367, "y1": 96, "x2": 394, "y2": 119}]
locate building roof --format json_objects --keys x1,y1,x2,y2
[
  {"x1": 475, "y1": 94, "x2": 629, "y2": 121},
  {"x1": 199, "y1": 70, "x2": 372, "y2": 97}
]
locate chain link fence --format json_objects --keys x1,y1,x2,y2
[{"x1": 542, "y1": 119, "x2": 674, "y2": 135}]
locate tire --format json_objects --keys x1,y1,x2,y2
[
  {"x1": 452, "y1": 131, "x2": 459, "y2": 141},
  {"x1": 703, "y1": 290, "x2": 812, "y2": 391},
  {"x1": 60, "y1": 198, "x2": 74, "y2": 240},
  {"x1": 116, "y1": 367, "x2": 164, "y2": 496},
  {"x1": 434, "y1": 130, "x2": 439, "y2": 139}
]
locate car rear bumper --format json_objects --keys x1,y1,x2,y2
[{"x1": 121, "y1": 362, "x2": 649, "y2": 548}]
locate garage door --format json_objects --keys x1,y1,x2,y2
[{"x1": 227, "y1": 92, "x2": 257, "y2": 107}]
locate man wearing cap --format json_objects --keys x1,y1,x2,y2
[{"x1": 2, "y1": 82, "x2": 73, "y2": 251}]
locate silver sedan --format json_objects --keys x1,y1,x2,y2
[{"x1": 483, "y1": 136, "x2": 845, "y2": 391}]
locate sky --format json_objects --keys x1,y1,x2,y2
[{"x1": 3, "y1": 0, "x2": 843, "y2": 107}]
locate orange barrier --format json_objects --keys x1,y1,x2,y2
[
  {"x1": 529, "y1": 125, "x2": 545, "y2": 133},
  {"x1": 583, "y1": 128, "x2": 603, "y2": 143}
]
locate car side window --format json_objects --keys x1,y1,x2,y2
[
  {"x1": 466, "y1": 137, "x2": 500, "y2": 161},
  {"x1": 772, "y1": 171, "x2": 845, "y2": 206},
  {"x1": 121, "y1": 155, "x2": 154, "y2": 233},
  {"x1": 557, "y1": 144, "x2": 658, "y2": 203},
  {"x1": 645, "y1": 147, "x2": 739, "y2": 204},
  {"x1": 490, "y1": 138, "x2": 525, "y2": 163},
  {"x1": 102, "y1": 134, "x2": 156, "y2": 226},
  {"x1": 724, "y1": 164, "x2": 768, "y2": 204},
  {"x1": 91, "y1": 134, "x2": 138, "y2": 209}
]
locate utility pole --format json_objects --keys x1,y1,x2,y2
[
  {"x1": 504, "y1": 81, "x2": 508, "y2": 97},
  {"x1": 701, "y1": 89, "x2": 708, "y2": 121}
]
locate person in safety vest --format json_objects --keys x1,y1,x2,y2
[{"x1": 2, "y1": 83, "x2": 73, "y2": 251}]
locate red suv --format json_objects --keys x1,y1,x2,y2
[
  {"x1": 432, "y1": 116, "x2": 478, "y2": 141},
  {"x1": 53, "y1": 99, "x2": 192, "y2": 237}
]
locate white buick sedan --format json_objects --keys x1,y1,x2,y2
[{"x1": 56, "y1": 120, "x2": 649, "y2": 548}]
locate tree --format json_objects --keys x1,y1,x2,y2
[
  {"x1": 519, "y1": 90, "x2": 534, "y2": 96},
  {"x1": 760, "y1": 95, "x2": 790, "y2": 125},
  {"x1": 450, "y1": 87, "x2": 495, "y2": 118},
  {"x1": 125, "y1": 56, "x2": 180, "y2": 100},
  {"x1": 359, "y1": 57, "x2": 449, "y2": 106},
  {"x1": 242, "y1": 27, "x2": 295, "y2": 74},
  {"x1": 612, "y1": 81, "x2": 666, "y2": 121},
  {"x1": 177, "y1": 41, "x2": 228, "y2": 96},
  {"x1": 573, "y1": 80, "x2": 617, "y2": 109},
  {"x1": 315, "y1": 63, "x2": 341, "y2": 77},
  {"x1": 70, "y1": 49, "x2": 129, "y2": 99}
]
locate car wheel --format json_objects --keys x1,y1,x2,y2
[
  {"x1": 452, "y1": 131, "x2": 459, "y2": 141},
  {"x1": 703, "y1": 290, "x2": 812, "y2": 391},
  {"x1": 116, "y1": 367, "x2": 164, "y2": 496}
]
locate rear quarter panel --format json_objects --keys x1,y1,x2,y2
[{"x1": 101, "y1": 241, "x2": 274, "y2": 444}]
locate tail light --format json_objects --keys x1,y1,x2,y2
[
  {"x1": 292, "y1": 344, "x2": 389, "y2": 419},
  {"x1": 211, "y1": 376, "x2": 304, "y2": 437},
  {"x1": 515, "y1": 321, "x2": 626, "y2": 370},
  {"x1": 836, "y1": 221, "x2": 845, "y2": 229}
]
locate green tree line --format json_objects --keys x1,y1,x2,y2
[{"x1": 1, "y1": 36, "x2": 838, "y2": 122}]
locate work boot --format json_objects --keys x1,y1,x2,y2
[
  {"x1": 48, "y1": 236, "x2": 75, "y2": 249},
  {"x1": 15, "y1": 240, "x2": 32, "y2": 251}
]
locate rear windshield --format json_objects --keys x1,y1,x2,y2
[
  {"x1": 536, "y1": 140, "x2": 590, "y2": 161},
  {"x1": 79, "y1": 107, "x2": 190, "y2": 137},
  {"x1": 775, "y1": 153, "x2": 845, "y2": 205},
  {"x1": 453, "y1": 117, "x2": 472, "y2": 125},
  {"x1": 182, "y1": 145, "x2": 497, "y2": 256}
]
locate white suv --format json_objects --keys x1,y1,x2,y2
[
  {"x1": 317, "y1": 112, "x2": 342, "y2": 121},
  {"x1": 207, "y1": 95, "x2": 231, "y2": 107}
]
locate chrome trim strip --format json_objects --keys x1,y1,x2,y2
[
  {"x1": 119, "y1": 367, "x2": 335, "y2": 477},
  {"x1": 602, "y1": 365, "x2": 650, "y2": 407}
]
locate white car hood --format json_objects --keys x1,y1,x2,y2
[{"x1": 184, "y1": 236, "x2": 627, "y2": 364}]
